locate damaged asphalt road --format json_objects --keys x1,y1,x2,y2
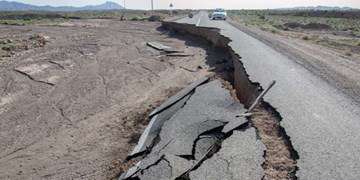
[
  {"x1": 122, "y1": 80, "x2": 265, "y2": 180},
  {"x1": 177, "y1": 12, "x2": 360, "y2": 179},
  {"x1": 129, "y1": 77, "x2": 210, "y2": 158}
]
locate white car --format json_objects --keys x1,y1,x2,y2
[{"x1": 211, "y1": 8, "x2": 227, "y2": 20}]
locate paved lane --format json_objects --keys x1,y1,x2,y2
[{"x1": 178, "y1": 12, "x2": 360, "y2": 179}]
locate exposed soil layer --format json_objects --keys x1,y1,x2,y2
[
  {"x1": 0, "y1": 19, "x2": 212, "y2": 179},
  {"x1": 251, "y1": 104, "x2": 298, "y2": 180}
]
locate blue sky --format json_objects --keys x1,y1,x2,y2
[{"x1": 7, "y1": 0, "x2": 360, "y2": 9}]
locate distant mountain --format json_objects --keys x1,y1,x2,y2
[
  {"x1": 277, "y1": 6, "x2": 357, "y2": 11},
  {"x1": 0, "y1": 1, "x2": 124, "y2": 11}
]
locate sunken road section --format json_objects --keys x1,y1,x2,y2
[{"x1": 120, "y1": 22, "x2": 299, "y2": 179}]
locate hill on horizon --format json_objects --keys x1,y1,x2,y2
[
  {"x1": 0, "y1": 1, "x2": 124, "y2": 11},
  {"x1": 276, "y1": 5, "x2": 358, "y2": 11}
]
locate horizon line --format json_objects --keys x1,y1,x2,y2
[{"x1": 1, "y1": 0, "x2": 359, "y2": 10}]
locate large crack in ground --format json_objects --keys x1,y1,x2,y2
[
  {"x1": 251, "y1": 103, "x2": 299, "y2": 180},
  {"x1": 122, "y1": 21, "x2": 299, "y2": 180},
  {"x1": 230, "y1": 50, "x2": 299, "y2": 180},
  {"x1": 161, "y1": 22, "x2": 300, "y2": 180}
]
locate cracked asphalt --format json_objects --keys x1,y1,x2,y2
[
  {"x1": 123, "y1": 80, "x2": 264, "y2": 180},
  {"x1": 178, "y1": 12, "x2": 360, "y2": 179}
]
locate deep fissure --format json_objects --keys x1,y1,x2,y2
[
  {"x1": 122, "y1": 21, "x2": 300, "y2": 180},
  {"x1": 162, "y1": 21, "x2": 300, "y2": 180}
]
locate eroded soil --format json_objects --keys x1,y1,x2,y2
[{"x1": 0, "y1": 19, "x2": 211, "y2": 179}]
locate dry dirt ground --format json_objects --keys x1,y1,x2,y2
[{"x1": 0, "y1": 19, "x2": 213, "y2": 179}]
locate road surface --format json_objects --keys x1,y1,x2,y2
[{"x1": 178, "y1": 12, "x2": 360, "y2": 179}]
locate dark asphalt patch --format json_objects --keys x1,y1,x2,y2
[
  {"x1": 129, "y1": 77, "x2": 209, "y2": 158},
  {"x1": 149, "y1": 77, "x2": 209, "y2": 118},
  {"x1": 189, "y1": 128, "x2": 264, "y2": 180},
  {"x1": 122, "y1": 80, "x2": 263, "y2": 180}
]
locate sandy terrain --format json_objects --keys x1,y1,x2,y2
[{"x1": 0, "y1": 19, "x2": 212, "y2": 179}]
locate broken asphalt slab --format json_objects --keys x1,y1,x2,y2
[
  {"x1": 122, "y1": 80, "x2": 262, "y2": 180},
  {"x1": 150, "y1": 80, "x2": 246, "y2": 157},
  {"x1": 149, "y1": 77, "x2": 209, "y2": 118},
  {"x1": 129, "y1": 94, "x2": 192, "y2": 158},
  {"x1": 189, "y1": 128, "x2": 265, "y2": 180},
  {"x1": 129, "y1": 77, "x2": 209, "y2": 158}
]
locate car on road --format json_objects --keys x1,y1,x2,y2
[
  {"x1": 188, "y1": 13, "x2": 194, "y2": 18},
  {"x1": 210, "y1": 8, "x2": 227, "y2": 20}
]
